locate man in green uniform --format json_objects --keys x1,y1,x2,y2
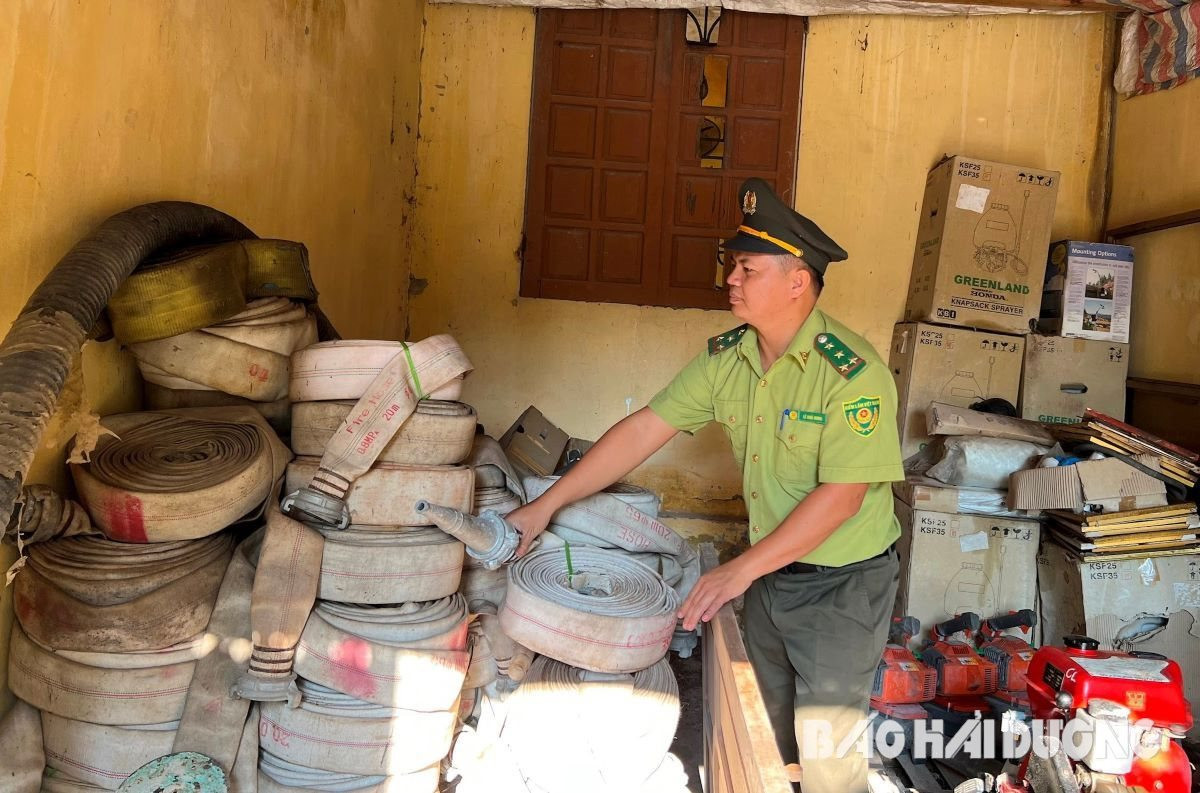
[{"x1": 508, "y1": 178, "x2": 903, "y2": 793}]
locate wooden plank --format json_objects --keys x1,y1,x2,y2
[
  {"x1": 700, "y1": 545, "x2": 792, "y2": 793},
  {"x1": 1106, "y1": 208, "x2": 1200, "y2": 241}
]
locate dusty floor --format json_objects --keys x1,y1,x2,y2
[{"x1": 669, "y1": 650, "x2": 705, "y2": 792}]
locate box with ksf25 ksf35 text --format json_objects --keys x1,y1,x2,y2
[{"x1": 905, "y1": 155, "x2": 1060, "y2": 335}]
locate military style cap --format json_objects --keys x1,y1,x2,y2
[{"x1": 723, "y1": 178, "x2": 848, "y2": 274}]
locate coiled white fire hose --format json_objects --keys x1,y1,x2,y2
[
  {"x1": 284, "y1": 457, "x2": 473, "y2": 528},
  {"x1": 500, "y1": 546, "x2": 679, "y2": 674},
  {"x1": 129, "y1": 298, "x2": 317, "y2": 402},
  {"x1": 316, "y1": 526, "x2": 464, "y2": 604},
  {"x1": 466, "y1": 435, "x2": 526, "y2": 503},
  {"x1": 501, "y1": 656, "x2": 681, "y2": 793},
  {"x1": 294, "y1": 596, "x2": 470, "y2": 710},
  {"x1": 7, "y1": 624, "x2": 198, "y2": 725},
  {"x1": 13, "y1": 533, "x2": 232, "y2": 652},
  {"x1": 258, "y1": 750, "x2": 440, "y2": 793},
  {"x1": 281, "y1": 337, "x2": 472, "y2": 530},
  {"x1": 69, "y1": 408, "x2": 292, "y2": 543},
  {"x1": 259, "y1": 680, "x2": 458, "y2": 777},
  {"x1": 41, "y1": 713, "x2": 178, "y2": 791},
  {"x1": 290, "y1": 400, "x2": 477, "y2": 466},
  {"x1": 0, "y1": 698, "x2": 43, "y2": 793}
]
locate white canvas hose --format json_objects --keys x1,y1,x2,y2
[
  {"x1": 258, "y1": 751, "x2": 440, "y2": 793},
  {"x1": 282, "y1": 337, "x2": 471, "y2": 530},
  {"x1": 459, "y1": 564, "x2": 507, "y2": 610},
  {"x1": 130, "y1": 298, "x2": 317, "y2": 402},
  {"x1": 466, "y1": 435, "x2": 526, "y2": 502},
  {"x1": 41, "y1": 713, "x2": 178, "y2": 791},
  {"x1": 473, "y1": 486, "x2": 521, "y2": 517},
  {"x1": 524, "y1": 477, "x2": 698, "y2": 599},
  {"x1": 13, "y1": 534, "x2": 232, "y2": 652},
  {"x1": 294, "y1": 596, "x2": 469, "y2": 710},
  {"x1": 316, "y1": 526, "x2": 464, "y2": 604},
  {"x1": 70, "y1": 407, "x2": 292, "y2": 543},
  {"x1": 502, "y1": 656, "x2": 680, "y2": 793},
  {"x1": 289, "y1": 340, "x2": 465, "y2": 402},
  {"x1": 290, "y1": 400, "x2": 477, "y2": 466},
  {"x1": 8, "y1": 623, "x2": 195, "y2": 725},
  {"x1": 284, "y1": 457, "x2": 473, "y2": 528},
  {"x1": 0, "y1": 698, "x2": 43, "y2": 793},
  {"x1": 500, "y1": 546, "x2": 679, "y2": 674},
  {"x1": 259, "y1": 680, "x2": 458, "y2": 777},
  {"x1": 143, "y1": 382, "x2": 291, "y2": 433}
]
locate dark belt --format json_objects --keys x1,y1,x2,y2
[{"x1": 777, "y1": 542, "x2": 896, "y2": 576}]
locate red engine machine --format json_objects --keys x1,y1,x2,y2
[
  {"x1": 978, "y1": 609, "x2": 1038, "y2": 712},
  {"x1": 998, "y1": 634, "x2": 1193, "y2": 793},
  {"x1": 870, "y1": 616, "x2": 936, "y2": 720},
  {"x1": 923, "y1": 612, "x2": 999, "y2": 713}
]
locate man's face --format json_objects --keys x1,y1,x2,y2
[{"x1": 725, "y1": 251, "x2": 796, "y2": 324}]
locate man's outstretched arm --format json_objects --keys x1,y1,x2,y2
[{"x1": 508, "y1": 406, "x2": 679, "y2": 555}]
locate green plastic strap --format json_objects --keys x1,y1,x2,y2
[{"x1": 400, "y1": 342, "x2": 425, "y2": 399}]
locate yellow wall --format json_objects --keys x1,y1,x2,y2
[
  {"x1": 0, "y1": 0, "x2": 424, "y2": 711},
  {"x1": 409, "y1": 7, "x2": 1112, "y2": 528},
  {"x1": 1110, "y1": 78, "x2": 1200, "y2": 383}
]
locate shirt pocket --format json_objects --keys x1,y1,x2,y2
[
  {"x1": 775, "y1": 420, "x2": 822, "y2": 490},
  {"x1": 714, "y1": 399, "x2": 749, "y2": 468}
]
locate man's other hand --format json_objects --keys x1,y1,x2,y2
[{"x1": 678, "y1": 559, "x2": 754, "y2": 631}]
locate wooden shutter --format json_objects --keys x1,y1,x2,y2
[{"x1": 522, "y1": 9, "x2": 804, "y2": 310}]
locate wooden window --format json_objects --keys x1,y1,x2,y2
[{"x1": 522, "y1": 9, "x2": 805, "y2": 310}]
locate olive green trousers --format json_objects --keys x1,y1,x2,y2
[{"x1": 743, "y1": 547, "x2": 899, "y2": 793}]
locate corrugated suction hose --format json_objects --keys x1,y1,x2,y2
[{"x1": 0, "y1": 201, "x2": 256, "y2": 524}]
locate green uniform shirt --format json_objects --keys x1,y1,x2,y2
[{"x1": 648, "y1": 308, "x2": 903, "y2": 567}]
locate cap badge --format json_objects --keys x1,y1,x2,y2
[{"x1": 742, "y1": 190, "x2": 757, "y2": 216}]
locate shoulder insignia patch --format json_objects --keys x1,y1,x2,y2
[
  {"x1": 814, "y1": 332, "x2": 867, "y2": 380},
  {"x1": 708, "y1": 324, "x2": 749, "y2": 356}
]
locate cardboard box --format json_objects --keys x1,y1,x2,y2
[
  {"x1": 1039, "y1": 241, "x2": 1134, "y2": 343},
  {"x1": 1036, "y1": 547, "x2": 1200, "y2": 736},
  {"x1": 1020, "y1": 335, "x2": 1129, "y2": 425},
  {"x1": 927, "y1": 401, "x2": 1054, "y2": 445},
  {"x1": 894, "y1": 498, "x2": 1040, "y2": 633},
  {"x1": 890, "y1": 322, "x2": 1025, "y2": 458},
  {"x1": 905, "y1": 155, "x2": 1060, "y2": 334},
  {"x1": 893, "y1": 475, "x2": 1029, "y2": 518},
  {"x1": 499, "y1": 406, "x2": 569, "y2": 478},
  {"x1": 1008, "y1": 456, "x2": 1167, "y2": 512}
]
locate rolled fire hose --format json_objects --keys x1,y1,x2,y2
[
  {"x1": 258, "y1": 680, "x2": 458, "y2": 777},
  {"x1": 295, "y1": 596, "x2": 469, "y2": 709},
  {"x1": 143, "y1": 382, "x2": 291, "y2": 435},
  {"x1": 13, "y1": 533, "x2": 232, "y2": 652},
  {"x1": 500, "y1": 546, "x2": 679, "y2": 674},
  {"x1": 472, "y1": 605, "x2": 531, "y2": 684},
  {"x1": 463, "y1": 618, "x2": 498, "y2": 690},
  {"x1": 502, "y1": 656, "x2": 680, "y2": 793},
  {"x1": 41, "y1": 713, "x2": 178, "y2": 791},
  {"x1": 4, "y1": 484, "x2": 97, "y2": 546},
  {"x1": 525, "y1": 477, "x2": 698, "y2": 599},
  {"x1": 316, "y1": 526, "x2": 464, "y2": 604},
  {"x1": 290, "y1": 400, "x2": 477, "y2": 466},
  {"x1": 258, "y1": 751, "x2": 440, "y2": 793},
  {"x1": 70, "y1": 407, "x2": 292, "y2": 543},
  {"x1": 0, "y1": 698, "x2": 43, "y2": 793},
  {"x1": 130, "y1": 297, "x2": 317, "y2": 402},
  {"x1": 108, "y1": 239, "x2": 317, "y2": 345},
  {"x1": 459, "y1": 564, "x2": 507, "y2": 610},
  {"x1": 7, "y1": 623, "x2": 196, "y2": 725},
  {"x1": 288, "y1": 340, "x2": 465, "y2": 402},
  {"x1": 41, "y1": 776, "x2": 113, "y2": 793},
  {"x1": 473, "y1": 486, "x2": 522, "y2": 518},
  {"x1": 284, "y1": 457, "x2": 473, "y2": 528},
  {"x1": 282, "y1": 336, "x2": 472, "y2": 530},
  {"x1": 466, "y1": 435, "x2": 526, "y2": 503}
]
